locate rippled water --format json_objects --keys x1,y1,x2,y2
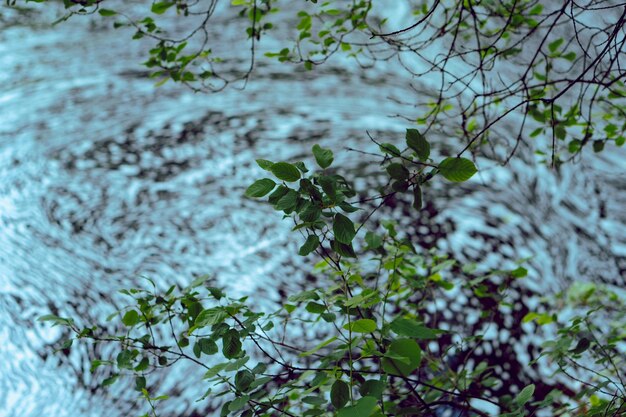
[{"x1": 0, "y1": 4, "x2": 624, "y2": 417}]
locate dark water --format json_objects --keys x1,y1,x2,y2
[{"x1": 0, "y1": 4, "x2": 624, "y2": 417}]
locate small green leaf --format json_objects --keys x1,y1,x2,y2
[
  {"x1": 337, "y1": 396, "x2": 377, "y2": 417},
  {"x1": 569, "y1": 337, "x2": 591, "y2": 354},
  {"x1": 98, "y1": 8, "x2": 117, "y2": 16},
  {"x1": 386, "y1": 163, "x2": 409, "y2": 180},
  {"x1": 245, "y1": 179, "x2": 276, "y2": 198},
  {"x1": 235, "y1": 370, "x2": 255, "y2": 392},
  {"x1": 365, "y1": 231, "x2": 382, "y2": 249},
  {"x1": 390, "y1": 318, "x2": 442, "y2": 339},
  {"x1": 228, "y1": 395, "x2": 250, "y2": 412},
  {"x1": 122, "y1": 310, "x2": 141, "y2": 327},
  {"x1": 412, "y1": 184, "x2": 422, "y2": 210},
  {"x1": 312, "y1": 144, "x2": 334, "y2": 169},
  {"x1": 438, "y1": 157, "x2": 477, "y2": 182},
  {"x1": 406, "y1": 129, "x2": 430, "y2": 160},
  {"x1": 151, "y1": 1, "x2": 174, "y2": 14},
  {"x1": 299, "y1": 235, "x2": 320, "y2": 256},
  {"x1": 270, "y1": 162, "x2": 301, "y2": 182},
  {"x1": 330, "y1": 380, "x2": 350, "y2": 409},
  {"x1": 514, "y1": 384, "x2": 535, "y2": 406},
  {"x1": 333, "y1": 213, "x2": 356, "y2": 244},
  {"x1": 593, "y1": 140, "x2": 605, "y2": 153},
  {"x1": 199, "y1": 338, "x2": 218, "y2": 355},
  {"x1": 274, "y1": 189, "x2": 298, "y2": 211},
  {"x1": 379, "y1": 143, "x2": 401, "y2": 156},
  {"x1": 360, "y1": 380, "x2": 384, "y2": 400},
  {"x1": 195, "y1": 308, "x2": 228, "y2": 327},
  {"x1": 343, "y1": 319, "x2": 377, "y2": 333},
  {"x1": 222, "y1": 329, "x2": 242, "y2": 359},
  {"x1": 548, "y1": 38, "x2": 563, "y2": 53},
  {"x1": 256, "y1": 159, "x2": 274, "y2": 170}
]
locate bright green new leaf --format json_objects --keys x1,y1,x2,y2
[
  {"x1": 270, "y1": 162, "x2": 301, "y2": 182},
  {"x1": 122, "y1": 309, "x2": 141, "y2": 327},
  {"x1": 245, "y1": 178, "x2": 275, "y2": 198},
  {"x1": 548, "y1": 38, "x2": 563, "y2": 53},
  {"x1": 333, "y1": 213, "x2": 356, "y2": 244},
  {"x1": 406, "y1": 129, "x2": 430, "y2": 160},
  {"x1": 438, "y1": 157, "x2": 477, "y2": 182},
  {"x1": 298, "y1": 234, "x2": 320, "y2": 256},
  {"x1": 312, "y1": 144, "x2": 334, "y2": 169},
  {"x1": 151, "y1": 1, "x2": 174, "y2": 14},
  {"x1": 337, "y1": 396, "x2": 378, "y2": 417},
  {"x1": 343, "y1": 318, "x2": 377, "y2": 333},
  {"x1": 98, "y1": 9, "x2": 117, "y2": 16},
  {"x1": 514, "y1": 384, "x2": 535, "y2": 406},
  {"x1": 330, "y1": 380, "x2": 350, "y2": 409}
]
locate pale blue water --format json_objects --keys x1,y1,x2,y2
[{"x1": 0, "y1": 3, "x2": 624, "y2": 417}]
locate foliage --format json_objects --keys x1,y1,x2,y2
[
  {"x1": 24, "y1": 0, "x2": 626, "y2": 416},
  {"x1": 14, "y1": 0, "x2": 626, "y2": 164},
  {"x1": 41, "y1": 135, "x2": 625, "y2": 416}
]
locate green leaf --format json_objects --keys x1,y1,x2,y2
[
  {"x1": 199, "y1": 338, "x2": 218, "y2": 355},
  {"x1": 386, "y1": 163, "x2": 409, "y2": 180},
  {"x1": 390, "y1": 318, "x2": 442, "y2": 339},
  {"x1": 222, "y1": 329, "x2": 242, "y2": 359},
  {"x1": 332, "y1": 240, "x2": 356, "y2": 257},
  {"x1": 228, "y1": 394, "x2": 250, "y2": 412},
  {"x1": 245, "y1": 179, "x2": 276, "y2": 198},
  {"x1": 406, "y1": 129, "x2": 430, "y2": 160},
  {"x1": 593, "y1": 140, "x2": 605, "y2": 153},
  {"x1": 412, "y1": 184, "x2": 422, "y2": 210},
  {"x1": 256, "y1": 159, "x2": 274, "y2": 170},
  {"x1": 514, "y1": 384, "x2": 535, "y2": 406},
  {"x1": 365, "y1": 231, "x2": 382, "y2": 249},
  {"x1": 299, "y1": 235, "x2": 320, "y2": 256},
  {"x1": 122, "y1": 310, "x2": 141, "y2": 327},
  {"x1": 337, "y1": 396, "x2": 377, "y2": 417},
  {"x1": 333, "y1": 213, "x2": 356, "y2": 244},
  {"x1": 117, "y1": 350, "x2": 134, "y2": 370},
  {"x1": 330, "y1": 380, "x2": 350, "y2": 409},
  {"x1": 275, "y1": 189, "x2": 298, "y2": 211},
  {"x1": 235, "y1": 370, "x2": 255, "y2": 392},
  {"x1": 548, "y1": 38, "x2": 563, "y2": 53},
  {"x1": 98, "y1": 9, "x2": 117, "y2": 16},
  {"x1": 270, "y1": 162, "x2": 301, "y2": 182},
  {"x1": 195, "y1": 308, "x2": 228, "y2": 327},
  {"x1": 379, "y1": 143, "x2": 401, "y2": 156},
  {"x1": 151, "y1": 1, "x2": 174, "y2": 14},
  {"x1": 360, "y1": 380, "x2": 384, "y2": 400},
  {"x1": 382, "y1": 339, "x2": 421, "y2": 376},
  {"x1": 343, "y1": 319, "x2": 377, "y2": 333},
  {"x1": 312, "y1": 144, "x2": 334, "y2": 169},
  {"x1": 569, "y1": 337, "x2": 591, "y2": 354},
  {"x1": 38, "y1": 314, "x2": 73, "y2": 327},
  {"x1": 438, "y1": 157, "x2": 477, "y2": 182},
  {"x1": 511, "y1": 267, "x2": 528, "y2": 278}
]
